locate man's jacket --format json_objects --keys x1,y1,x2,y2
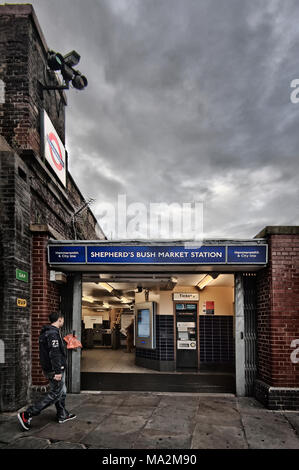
[{"x1": 39, "y1": 325, "x2": 67, "y2": 374}]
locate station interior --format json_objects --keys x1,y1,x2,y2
[{"x1": 81, "y1": 273, "x2": 235, "y2": 374}]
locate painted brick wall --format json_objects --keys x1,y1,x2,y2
[{"x1": 256, "y1": 232, "x2": 299, "y2": 388}]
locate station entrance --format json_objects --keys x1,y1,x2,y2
[
  {"x1": 49, "y1": 240, "x2": 267, "y2": 396},
  {"x1": 80, "y1": 272, "x2": 236, "y2": 393}
]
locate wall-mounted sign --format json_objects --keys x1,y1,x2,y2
[
  {"x1": 48, "y1": 246, "x2": 86, "y2": 264},
  {"x1": 41, "y1": 109, "x2": 66, "y2": 187},
  {"x1": 48, "y1": 244, "x2": 268, "y2": 265},
  {"x1": 173, "y1": 293, "x2": 199, "y2": 301},
  {"x1": 16, "y1": 269, "x2": 28, "y2": 283},
  {"x1": 17, "y1": 298, "x2": 27, "y2": 307},
  {"x1": 177, "y1": 341, "x2": 197, "y2": 350},
  {"x1": 203, "y1": 301, "x2": 214, "y2": 315},
  {"x1": 227, "y1": 245, "x2": 267, "y2": 263}
]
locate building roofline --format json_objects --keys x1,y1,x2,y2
[{"x1": 254, "y1": 225, "x2": 299, "y2": 238}]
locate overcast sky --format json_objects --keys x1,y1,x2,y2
[{"x1": 8, "y1": 0, "x2": 299, "y2": 239}]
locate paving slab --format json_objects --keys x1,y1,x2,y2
[
  {"x1": 191, "y1": 423, "x2": 248, "y2": 449},
  {"x1": 0, "y1": 419, "x2": 27, "y2": 444},
  {"x1": 82, "y1": 414, "x2": 147, "y2": 449},
  {"x1": 112, "y1": 405, "x2": 155, "y2": 419},
  {"x1": 63, "y1": 394, "x2": 90, "y2": 410},
  {"x1": 240, "y1": 411, "x2": 299, "y2": 449},
  {"x1": 144, "y1": 409, "x2": 196, "y2": 435},
  {"x1": 132, "y1": 430, "x2": 192, "y2": 449},
  {"x1": 32, "y1": 419, "x2": 98, "y2": 443},
  {"x1": 283, "y1": 413, "x2": 299, "y2": 435},
  {"x1": 237, "y1": 397, "x2": 267, "y2": 414},
  {"x1": 195, "y1": 400, "x2": 241, "y2": 426},
  {"x1": 70, "y1": 404, "x2": 113, "y2": 423},
  {"x1": 49, "y1": 441, "x2": 86, "y2": 449},
  {"x1": 121, "y1": 394, "x2": 162, "y2": 407},
  {"x1": 84, "y1": 394, "x2": 128, "y2": 407},
  {"x1": 3, "y1": 436, "x2": 50, "y2": 449}
]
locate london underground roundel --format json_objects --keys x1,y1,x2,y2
[
  {"x1": 47, "y1": 132, "x2": 64, "y2": 171},
  {"x1": 42, "y1": 109, "x2": 66, "y2": 187}
]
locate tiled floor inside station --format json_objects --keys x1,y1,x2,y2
[{"x1": 81, "y1": 348, "x2": 161, "y2": 373}]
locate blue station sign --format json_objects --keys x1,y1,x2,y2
[
  {"x1": 227, "y1": 245, "x2": 267, "y2": 263},
  {"x1": 48, "y1": 245, "x2": 86, "y2": 264},
  {"x1": 48, "y1": 244, "x2": 267, "y2": 265}
]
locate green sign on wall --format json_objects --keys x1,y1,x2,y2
[{"x1": 16, "y1": 269, "x2": 28, "y2": 283}]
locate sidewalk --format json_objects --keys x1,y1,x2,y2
[{"x1": 1, "y1": 393, "x2": 299, "y2": 449}]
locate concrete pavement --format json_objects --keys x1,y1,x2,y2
[{"x1": 0, "y1": 392, "x2": 299, "y2": 449}]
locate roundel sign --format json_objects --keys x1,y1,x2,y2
[
  {"x1": 42, "y1": 109, "x2": 66, "y2": 186},
  {"x1": 47, "y1": 132, "x2": 64, "y2": 171}
]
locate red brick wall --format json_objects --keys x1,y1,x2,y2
[
  {"x1": 31, "y1": 233, "x2": 61, "y2": 386},
  {"x1": 257, "y1": 234, "x2": 299, "y2": 388}
]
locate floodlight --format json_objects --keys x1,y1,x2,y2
[
  {"x1": 72, "y1": 72, "x2": 88, "y2": 90},
  {"x1": 47, "y1": 51, "x2": 64, "y2": 71},
  {"x1": 63, "y1": 50, "x2": 81, "y2": 67}
]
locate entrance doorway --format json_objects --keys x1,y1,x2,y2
[{"x1": 79, "y1": 272, "x2": 236, "y2": 392}]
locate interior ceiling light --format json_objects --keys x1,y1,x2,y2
[
  {"x1": 82, "y1": 296, "x2": 94, "y2": 303},
  {"x1": 98, "y1": 282, "x2": 114, "y2": 293},
  {"x1": 196, "y1": 273, "x2": 219, "y2": 290}
]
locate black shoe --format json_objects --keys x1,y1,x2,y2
[
  {"x1": 58, "y1": 413, "x2": 76, "y2": 424},
  {"x1": 17, "y1": 412, "x2": 32, "y2": 431}
]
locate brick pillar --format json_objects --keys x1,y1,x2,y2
[
  {"x1": 255, "y1": 227, "x2": 299, "y2": 409},
  {"x1": 31, "y1": 233, "x2": 61, "y2": 386}
]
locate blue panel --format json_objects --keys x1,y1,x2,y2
[
  {"x1": 87, "y1": 245, "x2": 226, "y2": 264},
  {"x1": 227, "y1": 245, "x2": 267, "y2": 263},
  {"x1": 49, "y1": 245, "x2": 86, "y2": 263}
]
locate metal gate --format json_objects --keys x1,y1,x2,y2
[
  {"x1": 243, "y1": 273, "x2": 257, "y2": 396},
  {"x1": 60, "y1": 275, "x2": 74, "y2": 392}
]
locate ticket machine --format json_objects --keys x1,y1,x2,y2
[{"x1": 175, "y1": 303, "x2": 198, "y2": 369}]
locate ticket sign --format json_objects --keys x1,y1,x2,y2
[
  {"x1": 227, "y1": 245, "x2": 267, "y2": 263},
  {"x1": 41, "y1": 109, "x2": 66, "y2": 187},
  {"x1": 17, "y1": 298, "x2": 27, "y2": 307},
  {"x1": 48, "y1": 246, "x2": 86, "y2": 264},
  {"x1": 16, "y1": 269, "x2": 28, "y2": 283}
]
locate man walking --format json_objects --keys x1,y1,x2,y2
[{"x1": 18, "y1": 312, "x2": 76, "y2": 431}]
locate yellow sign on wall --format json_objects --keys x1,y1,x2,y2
[{"x1": 17, "y1": 298, "x2": 27, "y2": 308}]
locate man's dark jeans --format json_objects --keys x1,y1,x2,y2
[{"x1": 26, "y1": 371, "x2": 68, "y2": 419}]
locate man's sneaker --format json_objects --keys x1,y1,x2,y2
[
  {"x1": 58, "y1": 413, "x2": 76, "y2": 424},
  {"x1": 17, "y1": 412, "x2": 32, "y2": 431}
]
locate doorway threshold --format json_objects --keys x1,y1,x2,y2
[{"x1": 81, "y1": 372, "x2": 235, "y2": 393}]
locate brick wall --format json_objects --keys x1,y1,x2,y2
[
  {"x1": 0, "y1": 5, "x2": 105, "y2": 410},
  {"x1": 0, "y1": 141, "x2": 32, "y2": 411},
  {"x1": 0, "y1": 4, "x2": 65, "y2": 153},
  {"x1": 256, "y1": 229, "x2": 299, "y2": 390},
  {"x1": 31, "y1": 234, "x2": 61, "y2": 386}
]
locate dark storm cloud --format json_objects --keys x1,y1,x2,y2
[{"x1": 8, "y1": 0, "x2": 299, "y2": 238}]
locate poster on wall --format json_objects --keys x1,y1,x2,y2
[
  {"x1": 203, "y1": 301, "x2": 215, "y2": 315},
  {"x1": 41, "y1": 109, "x2": 66, "y2": 187}
]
